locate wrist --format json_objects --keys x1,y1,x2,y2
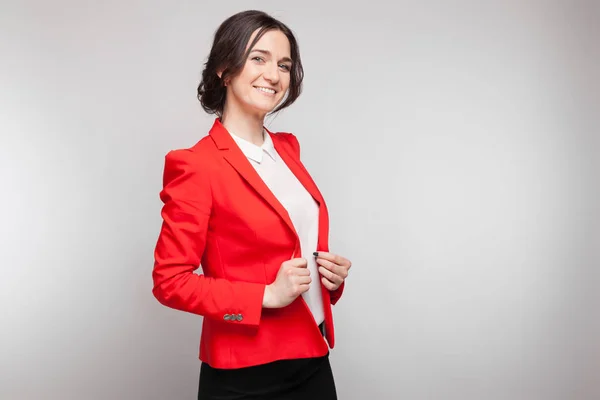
[{"x1": 262, "y1": 284, "x2": 274, "y2": 308}]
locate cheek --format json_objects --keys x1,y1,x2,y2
[
  {"x1": 229, "y1": 75, "x2": 254, "y2": 96},
  {"x1": 280, "y1": 75, "x2": 291, "y2": 93},
  {"x1": 234, "y1": 66, "x2": 258, "y2": 86}
]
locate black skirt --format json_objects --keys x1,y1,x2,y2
[{"x1": 197, "y1": 351, "x2": 337, "y2": 400}]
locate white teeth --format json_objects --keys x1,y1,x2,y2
[{"x1": 255, "y1": 86, "x2": 275, "y2": 94}]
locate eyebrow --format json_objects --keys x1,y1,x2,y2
[{"x1": 250, "y1": 49, "x2": 293, "y2": 64}]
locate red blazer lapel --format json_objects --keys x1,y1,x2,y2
[
  {"x1": 270, "y1": 130, "x2": 330, "y2": 254},
  {"x1": 208, "y1": 118, "x2": 330, "y2": 257},
  {"x1": 208, "y1": 119, "x2": 299, "y2": 241},
  {"x1": 270, "y1": 131, "x2": 323, "y2": 207}
]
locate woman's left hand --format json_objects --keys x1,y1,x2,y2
[{"x1": 313, "y1": 251, "x2": 352, "y2": 291}]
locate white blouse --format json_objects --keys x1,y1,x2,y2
[{"x1": 228, "y1": 129, "x2": 325, "y2": 326}]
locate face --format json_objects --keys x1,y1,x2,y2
[{"x1": 223, "y1": 29, "x2": 292, "y2": 117}]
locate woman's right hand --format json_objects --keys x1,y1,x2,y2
[{"x1": 262, "y1": 258, "x2": 311, "y2": 308}]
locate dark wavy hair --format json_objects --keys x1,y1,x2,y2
[{"x1": 197, "y1": 10, "x2": 304, "y2": 116}]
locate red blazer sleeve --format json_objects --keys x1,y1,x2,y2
[
  {"x1": 152, "y1": 149, "x2": 266, "y2": 327},
  {"x1": 286, "y1": 134, "x2": 346, "y2": 305}
]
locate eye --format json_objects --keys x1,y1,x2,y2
[
  {"x1": 251, "y1": 56, "x2": 265, "y2": 63},
  {"x1": 279, "y1": 64, "x2": 291, "y2": 72}
]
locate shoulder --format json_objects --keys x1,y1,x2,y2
[
  {"x1": 162, "y1": 136, "x2": 217, "y2": 185},
  {"x1": 164, "y1": 135, "x2": 217, "y2": 166},
  {"x1": 272, "y1": 131, "x2": 301, "y2": 157}
]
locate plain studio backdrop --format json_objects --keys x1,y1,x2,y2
[{"x1": 1, "y1": 1, "x2": 598, "y2": 399}]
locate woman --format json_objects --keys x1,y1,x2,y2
[{"x1": 152, "y1": 9, "x2": 352, "y2": 399}]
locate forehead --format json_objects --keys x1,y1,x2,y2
[{"x1": 247, "y1": 29, "x2": 291, "y2": 56}]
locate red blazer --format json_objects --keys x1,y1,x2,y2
[{"x1": 152, "y1": 118, "x2": 344, "y2": 369}]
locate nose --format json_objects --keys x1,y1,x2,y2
[{"x1": 263, "y1": 61, "x2": 280, "y2": 84}]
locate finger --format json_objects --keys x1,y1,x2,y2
[
  {"x1": 296, "y1": 275, "x2": 312, "y2": 285},
  {"x1": 318, "y1": 266, "x2": 343, "y2": 286},
  {"x1": 314, "y1": 251, "x2": 351, "y2": 268},
  {"x1": 321, "y1": 276, "x2": 337, "y2": 291},
  {"x1": 290, "y1": 258, "x2": 308, "y2": 268},
  {"x1": 316, "y1": 258, "x2": 348, "y2": 279},
  {"x1": 293, "y1": 283, "x2": 310, "y2": 296},
  {"x1": 298, "y1": 284, "x2": 310, "y2": 294},
  {"x1": 295, "y1": 268, "x2": 311, "y2": 276}
]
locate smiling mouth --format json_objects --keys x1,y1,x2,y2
[{"x1": 254, "y1": 86, "x2": 277, "y2": 94}]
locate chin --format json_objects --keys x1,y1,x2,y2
[{"x1": 248, "y1": 101, "x2": 280, "y2": 115}]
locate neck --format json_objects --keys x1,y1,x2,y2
[{"x1": 220, "y1": 101, "x2": 266, "y2": 146}]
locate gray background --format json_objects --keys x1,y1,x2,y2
[{"x1": 1, "y1": 1, "x2": 598, "y2": 399}]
